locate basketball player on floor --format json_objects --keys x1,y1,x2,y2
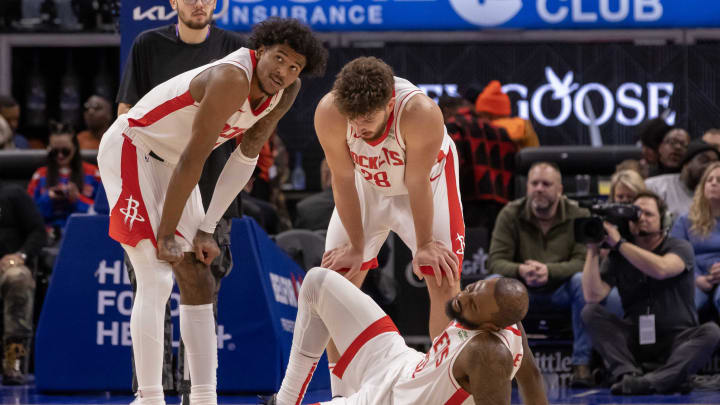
[
  {"x1": 97, "y1": 18, "x2": 327, "y2": 405},
  {"x1": 317, "y1": 57, "x2": 465, "y2": 390},
  {"x1": 266, "y1": 267, "x2": 549, "y2": 405}
]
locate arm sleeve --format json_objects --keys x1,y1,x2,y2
[
  {"x1": 198, "y1": 146, "x2": 258, "y2": 234},
  {"x1": 14, "y1": 188, "x2": 47, "y2": 259},
  {"x1": 488, "y1": 207, "x2": 520, "y2": 277}
]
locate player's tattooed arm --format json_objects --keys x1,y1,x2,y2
[
  {"x1": 514, "y1": 323, "x2": 549, "y2": 405},
  {"x1": 156, "y1": 64, "x2": 249, "y2": 261},
  {"x1": 239, "y1": 78, "x2": 301, "y2": 158},
  {"x1": 455, "y1": 334, "x2": 513, "y2": 405}
]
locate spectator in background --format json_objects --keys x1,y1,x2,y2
[
  {"x1": 670, "y1": 162, "x2": 720, "y2": 316},
  {"x1": 440, "y1": 95, "x2": 516, "y2": 231},
  {"x1": 475, "y1": 80, "x2": 539, "y2": 150},
  {"x1": 581, "y1": 191, "x2": 720, "y2": 395},
  {"x1": 0, "y1": 95, "x2": 29, "y2": 150},
  {"x1": 703, "y1": 128, "x2": 720, "y2": 151},
  {"x1": 610, "y1": 170, "x2": 646, "y2": 204},
  {"x1": 656, "y1": 128, "x2": 690, "y2": 175},
  {"x1": 615, "y1": 159, "x2": 647, "y2": 179},
  {"x1": 636, "y1": 117, "x2": 669, "y2": 177},
  {"x1": 0, "y1": 179, "x2": 46, "y2": 385},
  {"x1": 27, "y1": 122, "x2": 100, "y2": 242},
  {"x1": 488, "y1": 162, "x2": 593, "y2": 387},
  {"x1": 295, "y1": 159, "x2": 334, "y2": 231},
  {"x1": 76, "y1": 95, "x2": 112, "y2": 150},
  {"x1": 646, "y1": 140, "x2": 720, "y2": 219}
]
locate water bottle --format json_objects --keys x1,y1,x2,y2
[{"x1": 291, "y1": 151, "x2": 306, "y2": 190}]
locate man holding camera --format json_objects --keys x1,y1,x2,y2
[
  {"x1": 581, "y1": 191, "x2": 720, "y2": 395},
  {"x1": 489, "y1": 162, "x2": 594, "y2": 387}
]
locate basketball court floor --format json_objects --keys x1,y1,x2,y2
[{"x1": 1, "y1": 385, "x2": 718, "y2": 404}]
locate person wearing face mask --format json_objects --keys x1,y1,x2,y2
[
  {"x1": 263, "y1": 267, "x2": 548, "y2": 405},
  {"x1": 581, "y1": 191, "x2": 720, "y2": 395},
  {"x1": 646, "y1": 140, "x2": 720, "y2": 219},
  {"x1": 27, "y1": 121, "x2": 101, "y2": 241},
  {"x1": 488, "y1": 162, "x2": 594, "y2": 387}
]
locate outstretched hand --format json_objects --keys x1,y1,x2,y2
[
  {"x1": 413, "y1": 240, "x2": 460, "y2": 287},
  {"x1": 193, "y1": 230, "x2": 220, "y2": 266}
]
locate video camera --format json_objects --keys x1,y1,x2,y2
[{"x1": 574, "y1": 201, "x2": 641, "y2": 244}]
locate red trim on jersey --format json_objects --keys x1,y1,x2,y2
[
  {"x1": 336, "y1": 258, "x2": 379, "y2": 273},
  {"x1": 444, "y1": 148, "x2": 465, "y2": 271},
  {"x1": 364, "y1": 110, "x2": 395, "y2": 147},
  {"x1": 392, "y1": 89, "x2": 422, "y2": 149},
  {"x1": 333, "y1": 315, "x2": 398, "y2": 379},
  {"x1": 505, "y1": 326, "x2": 521, "y2": 336},
  {"x1": 127, "y1": 91, "x2": 195, "y2": 128},
  {"x1": 444, "y1": 388, "x2": 470, "y2": 405},
  {"x1": 248, "y1": 49, "x2": 273, "y2": 116},
  {"x1": 295, "y1": 361, "x2": 317, "y2": 405},
  {"x1": 109, "y1": 136, "x2": 157, "y2": 249}
]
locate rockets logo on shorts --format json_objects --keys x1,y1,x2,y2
[
  {"x1": 119, "y1": 195, "x2": 146, "y2": 231},
  {"x1": 455, "y1": 233, "x2": 465, "y2": 255}
]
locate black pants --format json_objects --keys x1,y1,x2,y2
[
  {"x1": 581, "y1": 303, "x2": 720, "y2": 392},
  {"x1": 127, "y1": 218, "x2": 233, "y2": 394}
]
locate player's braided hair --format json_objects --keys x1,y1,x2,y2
[
  {"x1": 248, "y1": 17, "x2": 327, "y2": 78},
  {"x1": 332, "y1": 57, "x2": 394, "y2": 119}
]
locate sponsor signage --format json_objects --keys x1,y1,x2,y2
[{"x1": 35, "y1": 215, "x2": 328, "y2": 392}]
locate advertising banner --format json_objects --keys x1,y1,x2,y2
[{"x1": 35, "y1": 215, "x2": 329, "y2": 392}]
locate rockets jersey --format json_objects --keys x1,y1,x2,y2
[
  {"x1": 117, "y1": 47, "x2": 283, "y2": 165},
  {"x1": 392, "y1": 322, "x2": 524, "y2": 405},
  {"x1": 345, "y1": 76, "x2": 453, "y2": 196}
]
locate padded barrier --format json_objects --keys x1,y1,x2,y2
[{"x1": 35, "y1": 215, "x2": 329, "y2": 393}]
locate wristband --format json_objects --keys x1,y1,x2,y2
[{"x1": 614, "y1": 238, "x2": 626, "y2": 252}]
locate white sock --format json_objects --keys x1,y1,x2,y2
[
  {"x1": 179, "y1": 304, "x2": 217, "y2": 405},
  {"x1": 277, "y1": 271, "x2": 331, "y2": 405},
  {"x1": 276, "y1": 349, "x2": 320, "y2": 405},
  {"x1": 136, "y1": 386, "x2": 164, "y2": 405}
]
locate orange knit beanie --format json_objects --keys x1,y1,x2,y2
[{"x1": 475, "y1": 80, "x2": 511, "y2": 116}]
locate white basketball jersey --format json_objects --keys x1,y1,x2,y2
[
  {"x1": 345, "y1": 77, "x2": 453, "y2": 196},
  {"x1": 119, "y1": 47, "x2": 283, "y2": 165},
  {"x1": 392, "y1": 322, "x2": 524, "y2": 404}
]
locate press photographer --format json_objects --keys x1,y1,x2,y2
[{"x1": 580, "y1": 190, "x2": 720, "y2": 395}]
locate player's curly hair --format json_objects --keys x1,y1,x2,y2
[
  {"x1": 332, "y1": 57, "x2": 394, "y2": 119},
  {"x1": 248, "y1": 17, "x2": 327, "y2": 78}
]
